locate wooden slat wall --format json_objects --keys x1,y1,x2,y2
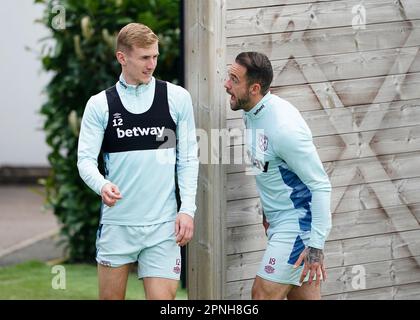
[
  {"x1": 224, "y1": 0, "x2": 420, "y2": 299},
  {"x1": 184, "y1": 0, "x2": 227, "y2": 299}
]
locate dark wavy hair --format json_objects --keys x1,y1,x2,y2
[{"x1": 235, "y1": 52, "x2": 273, "y2": 95}]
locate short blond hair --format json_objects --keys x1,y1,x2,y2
[{"x1": 116, "y1": 23, "x2": 159, "y2": 52}]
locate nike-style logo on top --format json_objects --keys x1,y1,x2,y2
[
  {"x1": 116, "y1": 126, "x2": 165, "y2": 139},
  {"x1": 254, "y1": 104, "x2": 265, "y2": 115}
]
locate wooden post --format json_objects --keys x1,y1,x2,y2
[{"x1": 184, "y1": 0, "x2": 227, "y2": 299}]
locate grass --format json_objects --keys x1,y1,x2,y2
[{"x1": 0, "y1": 260, "x2": 187, "y2": 300}]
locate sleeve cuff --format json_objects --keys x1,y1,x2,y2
[
  {"x1": 178, "y1": 206, "x2": 195, "y2": 219},
  {"x1": 97, "y1": 180, "x2": 111, "y2": 196},
  {"x1": 307, "y1": 241, "x2": 325, "y2": 250},
  {"x1": 308, "y1": 230, "x2": 329, "y2": 250}
]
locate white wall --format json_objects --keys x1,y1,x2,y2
[{"x1": 0, "y1": 0, "x2": 51, "y2": 166}]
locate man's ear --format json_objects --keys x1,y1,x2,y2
[
  {"x1": 250, "y1": 83, "x2": 262, "y2": 96},
  {"x1": 116, "y1": 51, "x2": 126, "y2": 66}
]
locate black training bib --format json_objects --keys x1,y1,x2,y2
[{"x1": 102, "y1": 80, "x2": 177, "y2": 153}]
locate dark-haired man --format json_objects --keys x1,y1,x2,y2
[{"x1": 225, "y1": 52, "x2": 332, "y2": 300}]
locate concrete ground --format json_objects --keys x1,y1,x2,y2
[{"x1": 0, "y1": 185, "x2": 65, "y2": 266}]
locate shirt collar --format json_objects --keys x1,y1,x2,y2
[
  {"x1": 245, "y1": 92, "x2": 272, "y2": 120},
  {"x1": 117, "y1": 74, "x2": 154, "y2": 94}
]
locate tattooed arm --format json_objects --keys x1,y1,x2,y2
[{"x1": 293, "y1": 246, "x2": 327, "y2": 286}]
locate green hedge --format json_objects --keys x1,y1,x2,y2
[{"x1": 36, "y1": 0, "x2": 180, "y2": 262}]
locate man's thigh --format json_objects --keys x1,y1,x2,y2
[
  {"x1": 287, "y1": 282, "x2": 321, "y2": 300},
  {"x1": 98, "y1": 263, "x2": 131, "y2": 300},
  {"x1": 252, "y1": 276, "x2": 293, "y2": 300}
]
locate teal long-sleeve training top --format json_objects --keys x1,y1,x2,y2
[
  {"x1": 77, "y1": 75, "x2": 199, "y2": 225},
  {"x1": 244, "y1": 92, "x2": 332, "y2": 249}
]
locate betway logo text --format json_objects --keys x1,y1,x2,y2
[{"x1": 116, "y1": 126, "x2": 165, "y2": 139}]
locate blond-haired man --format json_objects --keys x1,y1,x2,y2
[{"x1": 77, "y1": 23, "x2": 198, "y2": 300}]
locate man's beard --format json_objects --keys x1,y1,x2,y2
[{"x1": 236, "y1": 94, "x2": 251, "y2": 110}]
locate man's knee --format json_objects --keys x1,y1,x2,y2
[
  {"x1": 158, "y1": 285, "x2": 177, "y2": 300},
  {"x1": 100, "y1": 290, "x2": 125, "y2": 300},
  {"x1": 144, "y1": 278, "x2": 178, "y2": 300},
  {"x1": 146, "y1": 287, "x2": 177, "y2": 300}
]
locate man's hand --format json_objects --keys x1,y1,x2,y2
[
  {"x1": 294, "y1": 246, "x2": 327, "y2": 286},
  {"x1": 175, "y1": 213, "x2": 194, "y2": 246},
  {"x1": 101, "y1": 183, "x2": 123, "y2": 207}
]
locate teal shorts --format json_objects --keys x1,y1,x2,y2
[
  {"x1": 95, "y1": 220, "x2": 181, "y2": 280},
  {"x1": 257, "y1": 214, "x2": 311, "y2": 286}
]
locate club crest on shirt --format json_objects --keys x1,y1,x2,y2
[
  {"x1": 258, "y1": 133, "x2": 269, "y2": 152},
  {"x1": 246, "y1": 149, "x2": 269, "y2": 174},
  {"x1": 113, "y1": 113, "x2": 122, "y2": 119}
]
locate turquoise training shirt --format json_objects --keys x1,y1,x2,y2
[
  {"x1": 244, "y1": 92, "x2": 332, "y2": 249},
  {"x1": 77, "y1": 75, "x2": 199, "y2": 225}
]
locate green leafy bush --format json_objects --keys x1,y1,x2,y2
[{"x1": 36, "y1": 0, "x2": 180, "y2": 262}]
